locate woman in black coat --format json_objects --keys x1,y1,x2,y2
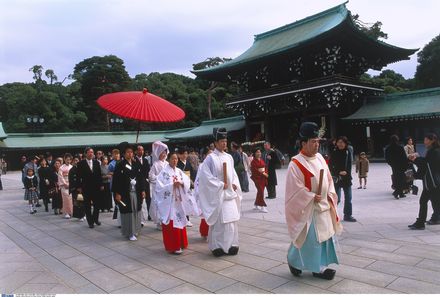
[
  {"x1": 69, "y1": 156, "x2": 86, "y2": 221},
  {"x1": 385, "y1": 135, "x2": 408, "y2": 198},
  {"x1": 408, "y1": 133, "x2": 440, "y2": 229},
  {"x1": 330, "y1": 136, "x2": 356, "y2": 222},
  {"x1": 38, "y1": 158, "x2": 52, "y2": 212},
  {"x1": 263, "y1": 142, "x2": 280, "y2": 199},
  {"x1": 112, "y1": 144, "x2": 146, "y2": 241}
]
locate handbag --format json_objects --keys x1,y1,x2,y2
[
  {"x1": 234, "y1": 162, "x2": 245, "y2": 174},
  {"x1": 234, "y1": 152, "x2": 245, "y2": 174},
  {"x1": 332, "y1": 175, "x2": 341, "y2": 184},
  {"x1": 76, "y1": 193, "x2": 84, "y2": 201},
  {"x1": 404, "y1": 169, "x2": 415, "y2": 183},
  {"x1": 48, "y1": 186, "x2": 58, "y2": 197}
]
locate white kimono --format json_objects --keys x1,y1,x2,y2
[
  {"x1": 194, "y1": 161, "x2": 206, "y2": 215},
  {"x1": 149, "y1": 159, "x2": 168, "y2": 224},
  {"x1": 198, "y1": 149, "x2": 242, "y2": 252},
  {"x1": 155, "y1": 165, "x2": 199, "y2": 229},
  {"x1": 149, "y1": 141, "x2": 170, "y2": 224}
]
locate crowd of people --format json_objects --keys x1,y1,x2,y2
[
  {"x1": 16, "y1": 132, "x2": 289, "y2": 256},
  {"x1": 12, "y1": 122, "x2": 440, "y2": 281},
  {"x1": 384, "y1": 133, "x2": 440, "y2": 230}
]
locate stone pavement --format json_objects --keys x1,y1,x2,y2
[{"x1": 1, "y1": 163, "x2": 440, "y2": 294}]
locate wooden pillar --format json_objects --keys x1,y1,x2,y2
[
  {"x1": 366, "y1": 125, "x2": 374, "y2": 156},
  {"x1": 245, "y1": 118, "x2": 251, "y2": 142},
  {"x1": 264, "y1": 116, "x2": 271, "y2": 142},
  {"x1": 329, "y1": 112, "x2": 337, "y2": 139}
]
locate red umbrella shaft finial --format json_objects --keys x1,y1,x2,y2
[{"x1": 143, "y1": 88, "x2": 148, "y2": 94}]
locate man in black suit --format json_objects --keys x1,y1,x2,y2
[
  {"x1": 46, "y1": 153, "x2": 55, "y2": 167},
  {"x1": 177, "y1": 146, "x2": 196, "y2": 182},
  {"x1": 177, "y1": 146, "x2": 195, "y2": 227},
  {"x1": 263, "y1": 141, "x2": 280, "y2": 199},
  {"x1": 76, "y1": 147, "x2": 104, "y2": 228},
  {"x1": 135, "y1": 145, "x2": 151, "y2": 225}
]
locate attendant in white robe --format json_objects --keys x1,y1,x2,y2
[
  {"x1": 194, "y1": 148, "x2": 213, "y2": 238},
  {"x1": 149, "y1": 141, "x2": 169, "y2": 230},
  {"x1": 285, "y1": 122, "x2": 343, "y2": 280},
  {"x1": 156, "y1": 152, "x2": 198, "y2": 254},
  {"x1": 198, "y1": 128, "x2": 242, "y2": 257}
]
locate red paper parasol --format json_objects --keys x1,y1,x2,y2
[{"x1": 97, "y1": 88, "x2": 185, "y2": 142}]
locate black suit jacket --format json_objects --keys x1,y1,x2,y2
[
  {"x1": 385, "y1": 144, "x2": 408, "y2": 172},
  {"x1": 177, "y1": 159, "x2": 195, "y2": 182},
  {"x1": 77, "y1": 159, "x2": 103, "y2": 197},
  {"x1": 135, "y1": 156, "x2": 151, "y2": 198},
  {"x1": 135, "y1": 156, "x2": 150, "y2": 179},
  {"x1": 263, "y1": 149, "x2": 280, "y2": 184},
  {"x1": 112, "y1": 159, "x2": 146, "y2": 213}
]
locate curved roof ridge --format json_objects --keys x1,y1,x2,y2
[
  {"x1": 192, "y1": 1, "x2": 417, "y2": 78},
  {"x1": 200, "y1": 115, "x2": 244, "y2": 125},
  {"x1": 385, "y1": 86, "x2": 440, "y2": 98},
  {"x1": 254, "y1": 1, "x2": 348, "y2": 41}
]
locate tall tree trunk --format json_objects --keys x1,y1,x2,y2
[
  {"x1": 207, "y1": 81, "x2": 217, "y2": 120},
  {"x1": 207, "y1": 90, "x2": 212, "y2": 120},
  {"x1": 106, "y1": 112, "x2": 110, "y2": 132}
]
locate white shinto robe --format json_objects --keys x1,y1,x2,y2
[
  {"x1": 198, "y1": 149, "x2": 242, "y2": 252},
  {"x1": 155, "y1": 165, "x2": 199, "y2": 229},
  {"x1": 285, "y1": 153, "x2": 342, "y2": 248},
  {"x1": 149, "y1": 141, "x2": 169, "y2": 224}
]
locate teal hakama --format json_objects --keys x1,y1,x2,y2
[{"x1": 287, "y1": 218, "x2": 338, "y2": 273}]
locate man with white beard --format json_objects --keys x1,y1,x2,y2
[{"x1": 198, "y1": 128, "x2": 242, "y2": 257}]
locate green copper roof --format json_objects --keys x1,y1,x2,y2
[
  {"x1": 193, "y1": 2, "x2": 416, "y2": 77},
  {"x1": 0, "y1": 129, "x2": 190, "y2": 150},
  {"x1": 0, "y1": 115, "x2": 246, "y2": 149},
  {"x1": 166, "y1": 116, "x2": 245, "y2": 140},
  {"x1": 0, "y1": 123, "x2": 7, "y2": 140},
  {"x1": 344, "y1": 87, "x2": 440, "y2": 122}
]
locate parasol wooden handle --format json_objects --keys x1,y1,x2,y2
[
  {"x1": 317, "y1": 169, "x2": 324, "y2": 195},
  {"x1": 223, "y1": 162, "x2": 227, "y2": 183}
]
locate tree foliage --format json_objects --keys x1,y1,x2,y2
[
  {"x1": 45, "y1": 69, "x2": 58, "y2": 85},
  {"x1": 415, "y1": 34, "x2": 440, "y2": 88},
  {"x1": 130, "y1": 71, "x2": 238, "y2": 130},
  {"x1": 360, "y1": 70, "x2": 415, "y2": 93},
  {"x1": 351, "y1": 14, "x2": 388, "y2": 40},
  {"x1": 0, "y1": 82, "x2": 87, "y2": 132},
  {"x1": 0, "y1": 55, "x2": 239, "y2": 133},
  {"x1": 72, "y1": 55, "x2": 132, "y2": 131},
  {"x1": 29, "y1": 65, "x2": 43, "y2": 82},
  {"x1": 192, "y1": 57, "x2": 236, "y2": 119}
]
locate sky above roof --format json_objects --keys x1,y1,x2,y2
[{"x1": 0, "y1": 0, "x2": 438, "y2": 85}]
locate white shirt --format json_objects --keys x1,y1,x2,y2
[{"x1": 87, "y1": 159, "x2": 93, "y2": 171}]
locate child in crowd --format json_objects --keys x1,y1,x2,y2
[
  {"x1": 24, "y1": 168, "x2": 39, "y2": 214},
  {"x1": 356, "y1": 152, "x2": 369, "y2": 189}
]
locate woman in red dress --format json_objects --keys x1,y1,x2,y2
[{"x1": 251, "y1": 148, "x2": 269, "y2": 213}]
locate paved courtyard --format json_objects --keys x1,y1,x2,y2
[{"x1": 1, "y1": 163, "x2": 440, "y2": 294}]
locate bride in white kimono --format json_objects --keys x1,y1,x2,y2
[
  {"x1": 149, "y1": 141, "x2": 169, "y2": 230},
  {"x1": 198, "y1": 128, "x2": 242, "y2": 257},
  {"x1": 156, "y1": 152, "x2": 199, "y2": 254}
]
